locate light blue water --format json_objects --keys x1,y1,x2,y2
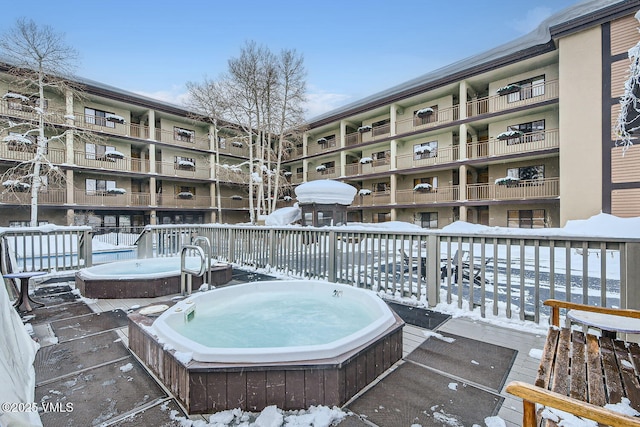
[
  {"x1": 86, "y1": 256, "x2": 200, "y2": 275},
  {"x1": 169, "y1": 291, "x2": 378, "y2": 348}
]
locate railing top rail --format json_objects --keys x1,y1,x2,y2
[
  {"x1": 0, "y1": 225, "x2": 92, "y2": 236},
  {"x1": 140, "y1": 223, "x2": 640, "y2": 244}
]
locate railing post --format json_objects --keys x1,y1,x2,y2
[
  {"x1": 426, "y1": 234, "x2": 440, "y2": 307},
  {"x1": 328, "y1": 230, "x2": 337, "y2": 283},
  {"x1": 622, "y1": 242, "x2": 640, "y2": 310},
  {"x1": 268, "y1": 229, "x2": 276, "y2": 268},
  {"x1": 83, "y1": 229, "x2": 93, "y2": 268}
]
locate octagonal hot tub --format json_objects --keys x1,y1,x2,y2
[{"x1": 128, "y1": 280, "x2": 404, "y2": 413}]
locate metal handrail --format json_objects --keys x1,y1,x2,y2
[
  {"x1": 180, "y1": 244, "x2": 206, "y2": 295},
  {"x1": 192, "y1": 236, "x2": 212, "y2": 290}
]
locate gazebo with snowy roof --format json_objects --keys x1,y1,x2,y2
[{"x1": 294, "y1": 180, "x2": 357, "y2": 226}]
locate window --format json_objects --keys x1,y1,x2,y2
[
  {"x1": 176, "y1": 185, "x2": 196, "y2": 197},
  {"x1": 296, "y1": 167, "x2": 304, "y2": 179},
  {"x1": 218, "y1": 137, "x2": 226, "y2": 149},
  {"x1": 174, "y1": 127, "x2": 195, "y2": 143},
  {"x1": 317, "y1": 134, "x2": 336, "y2": 147},
  {"x1": 508, "y1": 209, "x2": 546, "y2": 228},
  {"x1": 419, "y1": 212, "x2": 438, "y2": 229},
  {"x1": 320, "y1": 161, "x2": 335, "y2": 175},
  {"x1": 85, "y1": 143, "x2": 117, "y2": 161},
  {"x1": 86, "y1": 178, "x2": 116, "y2": 195},
  {"x1": 5, "y1": 92, "x2": 48, "y2": 111},
  {"x1": 506, "y1": 120, "x2": 545, "y2": 145},
  {"x1": 414, "y1": 105, "x2": 438, "y2": 125},
  {"x1": 373, "y1": 212, "x2": 391, "y2": 223},
  {"x1": 7, "y1": 132, "x2": 38, "y2": 152},
  {"x1": 414, "y1": 141, "x2": 438, "y2": 160},
  {"x1": 507, "y1": 165, "x2": 544, "y2": 182},
  {"x1": 507, "y1": 75, "x2": 545, "y2": 103},
  {"x1": 373, "y1": 182, "x2": 390, "y2": 192},
  {"x1": 372, "y1": 119, "x2": 390, "y2": 136},
  {"x1": 175, "y1": 156, "x2": 196, "y2": 170},
  {"x1": 85, "y1": 107, "x2": 115, "y2": 128},
  {"x1": 414, "y1": 177, "x2": 438, "y2": 190},
  {"x1": 372, "y1": 150, "x2": 390, "y2": 166}
]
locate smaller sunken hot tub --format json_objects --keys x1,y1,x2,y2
[
  {"x1": 128, "y1": 280, "x2": 404, "y2": 413},
  {"x1": 75, "y1": 256, "x2": 232, "y2": 299}
]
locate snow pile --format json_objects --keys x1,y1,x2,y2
[
  {"x1": 441, "y1": 213, "x2": 640, "y2": 239},
  {"x1": 0, "y1": 284, "x2": 42, "y2": 427},
  {"x1": 265, "y1": 206, "x2": 302, "y2": 226},
  {"x1": 165, "y1": 404, "x2": 346, "y2": 427},
  {"x1": 295, "y1": 180, "x2": 357, "y2": 205}
]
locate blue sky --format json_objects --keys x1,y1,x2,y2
[{"x1": 0, "y1": 0, "x2": 582, "y2": 118}]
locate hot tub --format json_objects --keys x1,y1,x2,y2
[
  {"x1": 128, "y1": 280, "x2": 404, "y2": 413},
  {"x1": 75, "y1": 256, "x2": 232, "y2": 298}
]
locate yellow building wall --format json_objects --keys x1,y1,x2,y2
[{"x1": 558, "y1": 25, "x2": 603, "y2": 226}]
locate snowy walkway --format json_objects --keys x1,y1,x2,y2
[{"x1": 26, "y1": 275, "x2": 545, "y2": 427}]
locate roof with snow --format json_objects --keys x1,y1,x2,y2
[{"x1": 307, "y1": 0, "x2": 636, "y2": 127}]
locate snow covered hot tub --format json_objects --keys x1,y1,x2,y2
[{"x1": 128, "y1": 280, "x2": 404, "y2": 413}]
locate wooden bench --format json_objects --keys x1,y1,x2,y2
[{"x1": 506, "y1": 299, "x2": 640, "y2": 426}]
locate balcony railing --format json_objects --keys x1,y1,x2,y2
[
  {"x1": 215, "y1": 165, "x2": 249, "y2": 184},
  {"x1": 0, "y1": 101, "x2": 67, "y2": 126},
  {"x1": 352, "y1": 190, "x2": 391, "y2": 207},
  {"x1": 156, "y1": 161, "x2": 210, "y2": 180},
  {"x1": 154, "y1": 128, "x2": 210, "y2": 150},
  {"x1": 218, "y1": 140, "x2": 250, "y2": 157},
  {"x1": 344, "y1": 160, "x2": 391, "y2": 177},
  {"x1": 466, "y1": 129, "x2": 560, "y2": 160},
  {"x1": 157, "y1": 194, "x2": 212, "y2": 209},
  {"x1": 0, "y1": 189, "x2": 66, "y2": 205},
  {"x1": 466, "y1": 79, "x2": 559, "y2": 118},
  {"x1": 396, "y1": 105, "x2": 460, "y2": 134},
  {"x1": 308, "y1": 137, "x2": 338, "y2": 155},
  {"x1": 74, "y1": 190, "x2": 151, "y2": 207},
  {"x1": 466, "y1": 177, "x2": 560, "y2": 201},
  {"x1": 73, "y1": 150, "x2": 151, "y2": 173},
  {"x1": 220, "y1": 197, "x2": 249, "y2": 209},
  {"x1": 395, "y1": 186, "x2": 460, "y2": 204},
  {"x1": 308, "y1": 167, "x2": 338, "y2": 181},
  {"x1": 0, "y1": 144, "x2": 66, "y2": 164},
  {"x1": 396, "y1": 145, "x2": 460, "y2": 170}
]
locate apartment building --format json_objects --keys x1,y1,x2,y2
[
  {"x1": 0, "y1": 75, "x2": 252, "y2": 228},
  {"x1": 291, "y1": 0, "x2": 640, "y2": 229}
]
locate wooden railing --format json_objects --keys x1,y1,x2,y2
[
  {"x1": 466, "y1": 79, "x2": 559, "y2": 117},
  {"x1": 156, "y1": 161, "x2": 210, "y2": 180},
  {"x1": 308, "y1": 136, "x2": 338, "y2": 155},
  {"x1": 396, "y1": 105, "x2": 460, "y2": 134},
  {"x1": 396, "y1": 145, "x2": 460, "y2": 169},
  {"x1": 395, "y1": 186, "x2": 459, "y2": 204},
  {"x1": 0, "y1": 144, "x2": 66, "y2": 164},
  {"x1": 136, "y1": 224, "x2": 639, "y2": 324},
  {"x1": 466, "y1": 177, "x2": 560, "y2": 201},
  {"x1": 73, "y1": 150, "x2": 150, "y2": 173},
  {"x1": 466, "y1": 129, "x2": 559, "y2": 160},
  {"x1": 157, "y1": 194, "x2": 212, "y2": 209},
  {"x1": 0, "y1": 189, "x2": 66, "y2": 205},
  {"x1": 344, "y1": 160, "x2": 392, "y2": 177},
  {"x1": 74, "y1": 190, "x2": 150, "y2": 207},
  {"x1": 308, "y1": 167, "x2": 339, "y2": 181},
  {"x1": 352, "y1": 191, "x2": 391, "y2": 207}
]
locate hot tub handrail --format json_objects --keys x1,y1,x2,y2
[
  {"x1": 192, "y1": 236, "x2": 212, "y2": 290},
  {"x1": 180, "y1": 244, "x2": 206, "y2": 295}
]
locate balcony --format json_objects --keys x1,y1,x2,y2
[
  {"x1": 220, "y1": 196, "x2": 249, "y2": 209},
  {"x1": 0, "y1": 144, "x2": 65, "y2": 164},
  {"x1": 308, "y1": 136, "x2": 338, "y2": 155},
  {"x1": 74, "y1": 190, "x2": 151, "y2": 207},
  {"x1": 154, "y1": 128, "x2": 210, "y2": 151},
  {"x1": 346, "y1": 122, "x2": 391, "y2": 146},
  {"x1": 218, "y1": 140, "x2": 250, "y2": 157},
  {"x1": 344, "y1": 159, "x2": 391, "y2": 177},
  {"x1": 308, "y1": 167, "x2": 338, "y2": 181},
  {"x1": 466, "y1": 177, "x2": 560, "y2": 201},
  {"x1": 395, "y1": 186, "x2": 459, "y2": 204},
  {"x1": 74, "y1": 150, "x2": 150, "y2": 173},
  {"x1": 396, "y1": 105, "x2": 460, "y2": 135},
  {"x1": 466, "y1": 79, "x2": 559, "y2": 118},
  {"x1": 215, "y1": 165, "x2": 249, "y2": 184},
  {"x1": 466, "y1": 129, "x2": 559, "y2": 160},
  {"x1": 157, "y1": 193, "x2": 212, "y2": 209},
  {"x1": 0, "y1": 100, "x2": 67, "y2": 126},
  {"x1": 396, "y1": 145, "x2": 460, "y2": 170},
  {"x1": 156, "y1": 161, "x2": 210, "y2": 180},
  {"x1": 351, "y1": 190, "x2": 391, "y2": 207},
  {"x1": 0, "y1": 189, "x2": 66, "y2": 205}
]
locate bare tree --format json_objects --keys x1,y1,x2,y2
[
  {"x1": 187, "y1": 41, "x2": 306, "y2": 224},
  {"x1": 616, "y1": 19, "x2": 640, "y2": 152},
  {"x1": 0, "y1": 18, "x2": 80, "y2": 225}
]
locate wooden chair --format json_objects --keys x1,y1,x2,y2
[{"x1": 506, "y1": 299, "x2": 640, "y2": 426}]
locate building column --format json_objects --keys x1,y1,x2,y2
[
  {"x1": 459, "y1": 123, "x2": 468, "y2": 160},
  {"x1": 65, "y1": 89, "x2": 74, "y2": 164},
  {"x1": 340, "y1": 151, "x2": 347, "y2": 177},
  {"x1": 150, "y1": 209, "x2": 157, "y2": 226},
  {"x1": 459, "y1": 164, "x2": 467, "y2": 222},
  {"x1": 150, "y1": 176, "x2": 157, "y2": 207},
  {"x1": 459, "y1": 81, "x2": 468, "y2": 121},
  {"x1": 390, "y1": 173, "x2": 397, "y2": 204},
  {"x1": 66, "y1": 209, "x2": 74, "y2": 226},
  {"x1": 340, "y1": 121, "x2": 347, "y2": 148},
  {"x1": 149, "y1": 143, "x2": 156, "y2": 174},
  {"x1": 390, "y1": 139, "x2": 398, "y2": 170},
  {"x1": 148, "y1": 109, "x2": 156, "y2": 141},
  {"x1": 390, "y1": 104, "x2": 398, "y2": 136},
  {"x1": 66, "y1": 169, "x2": 74, "y2": 205},
  {"x1": 390, "y1": 208, "x2": 397, "y2": 221},
  {"x1": 302, "y1": 132, "x2": 308, "y2": 157}
]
